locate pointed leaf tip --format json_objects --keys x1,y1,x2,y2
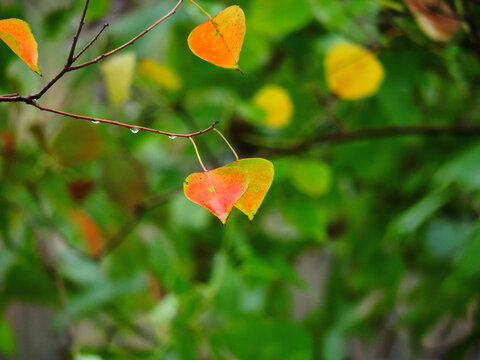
[
  {"x1": 184, "y1": 165, "x2": 249, "y2": 224},
  {"x1": 226, "y1": 158, "x2": 274, "y2": 222},
  {"x1": 188, "y1": 5, "x2": 246, "y2": 70},
  {"x1": 0, "y1": 18, "x2": 41, "y2": 75}
]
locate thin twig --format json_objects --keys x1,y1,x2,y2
[
  {"x1": 214, "y1": 128, "x2": 239, "y2": 161},
  {"x1": 68, "y1": 0, "x2": 91, "y2": 64},
  {"x1": 69, "y1": 0, "x2": 184, "y2": 71},
  {"x1": 73, "y1": 23, "x2": 109, "y2": 62},
  {"x1": 0, "y1": 0, "x2": 218, "y2": 140},
  {"x1": 190, "y1": 137, "x2": 208, "y2": 171},
  {"x1": 28, "y1": 100, "x2": 219, "y2": 138}
]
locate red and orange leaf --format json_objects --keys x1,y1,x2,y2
[
  {"x1": 0, "y1": 19, "x2": 40, "y2": 74},
  {"x1": 226, "y1": 158, "x2": 274, "y2": 222},
  {"x1": 188, "y1": 5, "x2": 246, "y2": 70},
  {"x1": 184, "y1": 165, "x2": 248, "y2": 224}
]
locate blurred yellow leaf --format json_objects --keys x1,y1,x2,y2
[
  {"x1": 404, "y1": 0, "x2": 460, "y2": 42},
  {"x1": 253, "y1": 85, "x2": 294, "y2": 128},
  {"x1": 325, "y1": 42, "x2": 384, "y2": 100},
  {"x1": 100, "y1": 52, "x2": 136, "y2": 105},
  {"x1": 139, "y1": 58, "x2": 182, "y2": 91},
  {"x1": 0, "y1": 18, "x2": 41, "y2": 75}
]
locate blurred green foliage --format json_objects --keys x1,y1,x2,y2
[{"x1": 1, "y1": 0, "x2": 480, "y2": 359}]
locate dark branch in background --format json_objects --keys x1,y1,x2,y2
[
  {"x1": 0, "y1": 0, "x2": 218, "y2": 139},
  {"x1": 460, "y1": 0, "x2": 480, "y2": 59},
  {"x1": 258, "y1": 124, "x2": 480, "y2": 156},
  {"x1": 96, "y1": 188, "x2": 180, "y2": 261}
]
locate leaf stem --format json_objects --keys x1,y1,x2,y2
[
  {"x1": 214, "y1": 128, "x2": 239, "y2": 161},
  {"x1": 189, "y1": 0, "x2": 213, "y2": 19},
  {"x1": 189, "y1": 137, "x2": 208, "y2": 172}
]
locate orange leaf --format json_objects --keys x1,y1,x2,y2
[
  {"x1": 188, "y1": 5, "x2": 246, "y2": 70},
  {"x1": 0, "y1": 19, "x2": 40, "y2": 75},
  {"x1": 184, "y1": 165, "x2": 248, "y2": 224},
  {"x1": 69, "y1": 210, "x2": 103, "y2": 257},
  {"x1": 226, "y1": 158, "x2": 274, "y2": 222}
]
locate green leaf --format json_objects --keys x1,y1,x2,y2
[
  {"x1": 249, "y1": 0, "x2": 313, "y2": 35},
  {"x1": 51, "y1": 121, "x2": 103, "y2": 167},
  {"x1": 212, "y1": 319, "x2": 313, "y2": 360},
  {"x1": 0, "y1": 318, "x2": 16, "y2": 355},
  {"x1": 290, "y1": 160, "x2": 332, "y2": 197}
]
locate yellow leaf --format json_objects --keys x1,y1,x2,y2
[
  {"x1": 100, "y1": 52, "x2": 136, "y2": 105},
  {"x1": 325, "y1": 42, "x2": 385, "y2": 100},
  {"x1": 188, "y1": 5, "x2": 246, "y2": 70},
  {"x1": 0, "y1": 18, "x2": 40, "y2": 75},
  {"x1": 403, "y1": 0, "x2": 460, "y2": 42},
  {"x1": 253, "y1": 85, "x2": 294, "y2": 129},
  {"x1": 139, "y1": 58, "x2": 182, "y2": 91}
]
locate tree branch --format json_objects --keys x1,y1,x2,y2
[
  {"x1": 0, "y1": 0, "x2": 218, "y2": 138},
  {"x1": 460, "y1": 0, "x2": 480, "y2": 60},
  {"x1": 72, "y1": 23, "x2": 109, "y2": 62},
  {"x1": 28, "y1": 100, "x2": 219, "y2": 138},
  {"x1": 68, "y1": 0, "x2": 91, "y2": 64},
  {"x1": 69, "y1": 0, "x2": 184, "y2": 71},
  {"x1": 258, "y1": 124, "x2": 480, "y2": 156}
]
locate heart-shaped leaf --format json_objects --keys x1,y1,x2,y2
[
  {"x1": 226, "y1": 158, "x2": 274, "y2": 222},
  {"x1": 184, "y1": 165, "x2": 248, "y2": 224},
  {"x1": 0, "y1": 18, "x2": 40, "y2": 75},
  {"x1": 188, "y1": 5, "x2": 246, "y2": 70}
]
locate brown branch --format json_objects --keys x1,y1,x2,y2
[
  {"x1": 69, "y1": 0, "x2": 184, "y2": 71},
  {"x1": 28, "y1": 100, "x2": 219, "y2": 138},
  {"x1": 72, "y1": 23, "x2": 109, "y2": 62},
  {"x1": 0, "y1": 0, "x2": 217, "y2": 139},
  {"x1": 68, "y1": 0, "x2": 90, "y2": 64},
  {"x1": 258, "y1": 124, "x2": 480, "y2": 156}
]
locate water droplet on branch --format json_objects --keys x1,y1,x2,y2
[
  {"x1": 130, "y1": 127, "x2": 139, "y2": 134},
  {"x1": 91, "y1": 120, "x2": 100, "y2": 124},
  {"x1": 168, "y1": 135, "x2": 177, "y2": 139}
]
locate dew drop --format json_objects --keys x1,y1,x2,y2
[
  {"x1": 168, "y1": 135, "x2": 177, "y2": 140},
  {"x1": 91, "y1": 120, "x2": 100, "y2": 124},
  {"x1": 130, "y1": 127, "x2": 139, "y2": 134}
]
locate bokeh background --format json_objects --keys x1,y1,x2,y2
[{"x1": 1, "y1": 0, "x2": 480, "y2": 359}]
